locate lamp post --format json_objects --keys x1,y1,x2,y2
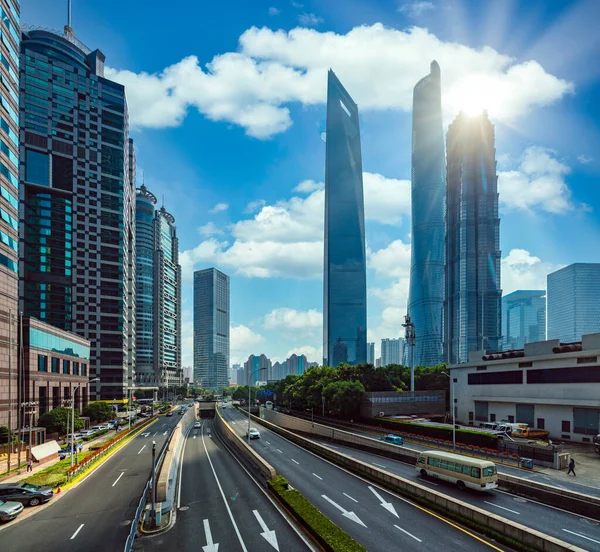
[
  {"x1": 442, "y1": 371, "x2": 456, "y2": 451},
  {"x1": 71, "y1": 378, "x2": 98, "y2": 467},
  {"x1": 402, "y1": 314, "x2": 416, "y2": 392},
  {"x1": 247, "y1": 366, "x2": 266, "y2": 444},
  {"x1": 21, "y1": 401, "x2": 38, "y2": 452}
]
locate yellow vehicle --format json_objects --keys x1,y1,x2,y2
[
  {"x1": 511, "y1": 426, "x2": 550, "y2": 440},
  {"x1": 416, "y1": 450, "x2": 498, "y2": 491}
]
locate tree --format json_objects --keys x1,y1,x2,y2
[
  {"x1": 0, "y1": 425, "x2": 9, "y2": 444},
  {"x1": 232, "y1": 386, "x2": 258, "y2": 402},
  {"x1": 323, "y1": 380, "x2": 364, "y2": 418},
  {"x1": 82, "y1": 401, "x2": 113, "y2": 423},
  {"x1": 38, "y1": 407, "x2": 84, "y2": 435}
]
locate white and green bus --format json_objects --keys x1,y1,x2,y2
[{"x1": 415, "y1": 450, "x2": 498, "y2": 491}]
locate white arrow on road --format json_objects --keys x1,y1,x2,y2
[
  {"x1": 163, "y1": 431, "x2": 168, "y2": 436},
  {"x1": 253, "y1": 510, "x2": 279, "y2": 551},
  {"x1": 193, "y1": 435, "x2": 197, "y2": 439},
  {"x1": 140, "y1": 432, "x2": 150, "y2": 438},
  {"x1": 322, "y1": 495, "x2": 367, "y2": 527},
  {"x1": 368, "y1": 486, "x2": 399, "y2": 518},
  {"x1": 202, "y1": 519, "x2": 219, "y2": 552}
]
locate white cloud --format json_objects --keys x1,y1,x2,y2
[
  {"x1": 181, "y1": 309, "x2": 193, "y2": 367},
  {"x1": 501, "y1": 249, "x2": 564, "y2": 294},
  {"x1": 231, "y1": 324, "x2": 265, "y2": 364},
  {"x1": 498, "y1": 147, "x2": 574, "y2": 214},
  {"x1": 268, "y1": 7, "x2": 280, "y2": 16},
  {"x1": 364, "y1": 173, "x2": 411, "y2": 225},
  {"x1": 264, "y1": 308, "x2": 322, "y2": 331},
  {"x1": 245, "y1": 199, "x2": 266, "y2": 213},
  {"x1": 368, "y1": 239, "x2": 411, "y2": 278},
  {"x1": 578, "y1": 154, "x2": 593, "y2": 164},
  {"x1": 398, "y1": 1, "x2": 434, "y2": 17},
  {"x1": 286, "y1": 345, "x2": 322, "y2": 364},
  {"x1": 106, "y1": 24, "x2": 572, "y2": 138},
  {"x1": 291, "y1": 1, "x2": 304, "y2": 8},
  {"x1": 293, "y1": 179, "x2": 324, "y2": 193},
  {"x1": 298, "y1": 13, "x2": 324, "y2": 26},
  {"x1": 367, "y1": 307, "x2": 407, "y2": 358},
  {"x1": 197, "y1": 221, "x2": 224, "y2": 236},
  {"x1": 210, "y1": 202, "x2": 229, "y2": 213}
]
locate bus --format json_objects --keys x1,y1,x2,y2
[
  {"x1": 415, "y1": 450, "x2": 498, "y2": 491},
  {"x1": 265, "y1": 401, "x2": 273, "y2": 410}
]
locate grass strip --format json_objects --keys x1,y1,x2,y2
[
  {"x1": 268, "y1": 475, "x2": 366, "y2": 552},
  {"x1": 23, "y1": 451, "x2": 95, "y2": 488}
]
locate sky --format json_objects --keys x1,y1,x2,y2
[{"x1": 22, "y1": 0, "x2": 600, "y2": 366}]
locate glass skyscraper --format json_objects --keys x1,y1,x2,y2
[
  {"x1": 194, "y1": 268, "x2": 229, "y2": 389},
  {"x1": 0, "y1": 0, "x2": 19, "y2": 428},
  {"x1": 408, "y1": 61, "x2": 445, "y2": 367},
  {"x1": 19, "y1": 25, "x2": 136, "y2": 400},
  {"x1": 547, "y1": 263, "x2": 600, "y2": 342},
  {"x1": 135, "y1": 184, "x2": 182, "y2": 388},
  {"x1": 502, "y1": 290, "x2": 546, "y2": 351},
  {"x1": 444, "y1": 112, "x2": 502, "y2": 363},
  {"x1": 323, "y1": 69, "x2": 367, "y2": 367}
]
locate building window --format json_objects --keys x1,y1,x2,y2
[
  {"x1": 573, "y1": 408, "x2": 599, "y2": 435},
  {"x1": 468, "y1": 370, "x2": 523, "y2": 385},
  {"x1": 527, "y1": 366, "x2": 600, "y2": 384},
  {"x1": 63, "y1": 359, "x2": 70, "y2": 374},
  {"x1": 474, "y1": 401, "x2": 488, "y2": 422},
  {"x1": 577, "y1": 356, "x2": 597, "y2": 364},
  {"x1": 81, "y1": 363, "x2": 87, "y2": 376},
  {"x1": 537, "y1": 418, "x2": 545, "y2": 430},
  {"x1": 518, "y1": 361, "x2": 532, "y2": 368},
  {"x1": 38, "y1": 354, "x2": 47, "y2": 372},
  {"x1": 490, "y1": 413, "x2": 496, "y2": 422},
  {"x1": 51, "y1": 357, "x2": 59, "y2": 373},
  {"x1": 508, "y1": 415, "x2": 514, "y2": 423},
  {"x1": 562, "y1": 420, "x2": 570, "y2": 433},
  {"x1": 25, "y1": 149, "x2": 50, "y2": 186},
  {"x1": 73, "y1": 362, "x2": 79, "y2": 376}
]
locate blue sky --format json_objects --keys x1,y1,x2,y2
[{"x1": 23, "y1": 0, "x2": 600, "y2": 366}]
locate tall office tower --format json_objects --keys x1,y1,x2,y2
[
  {"x1": 286, "y1": 353, "x2": 308, "y2": 376},
  {"x1": 19, "y1": 25, "x2": 136, "y2": 400},
  {"x1": 367, "y1": 342, "x2": 375, "y2": 365},
  {"x1": 193, "y1": 268, "x2": 229, "y2": 389},
  {"x1": 547, "y1": 263, "x2": 600, "y2": 342},
  {"x1": 444, "y1": 112, "x2": 502, "y2": 363},
  {"x1": 407, "y1": 61, "x2": 445, "y2": 367},
  {"x1": 502, "y1": 290, "x2": 546, "y2": 351},
  {"x1": 243, "y1": 354, "x2": 272, "y2": 386},
  {"x1": 135, "y1": 184, "x2": 182, "y2": 388},
  {"x1": 0, "y1": 0, "x2": 19, "y2": 428},
  {"x1": 323, "y1": 69, "x2": 367, "y2": 367},
  {"x1": 381, "y1": 338, "x2": 404, "y2": 366}
]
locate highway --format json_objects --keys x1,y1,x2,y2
[
  {"x1": 221, "y1": 406, "x2": 504, "y2": 552},
  {"x1": 0, "y1": 412, "x2": 181, "y2": 552},
  {"x1": 135, "y1": 418, "x2": 311, "y2": 551}
]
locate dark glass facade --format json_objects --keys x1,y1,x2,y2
[
  {"x1": 194, "y1": 268, "x2": 229, "y2": 389},
  {"x1": 408, "y1": 61, "x2": 445, "y2": 367},
  {"x1": 323, "y1": 70, "x2": 367, "y2": 367},
  {"x1": 444, "y1": 112, "x2": 502, "y2": 363}
]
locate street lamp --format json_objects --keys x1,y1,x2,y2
[
  {"x1": 21, "y1": 401, "x2": 38, "y2": 452},
  {"x1": 442, "y1": 371, "x2": 456, "y2": 451},
  {"x1": 247, "y1": 366, "x2": 266, "y2": 444},
  {"x1": 71, "y1": 378, "x2": 99, "y2": 467}
]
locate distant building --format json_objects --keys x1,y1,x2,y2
[
  {"x1": 183, "y1": 366, "x2": 193, "y2": 383},
  {"x1": 230, "y1": 363, "x2": 242, "y2": 385},
  {"x1": 287, "y1": 354, "x2": 308, "y2": 376},
  {"x1": 243, "y1": 354, "x2": 272, "y2": 386},
  {"x1": 547, "y1": 263, "x2": 600, "y2": 343},
  {"x1": 367, "y1": 342, "x2": 375, "y2": 365},
  {"x1": 381, "y1": 338, "x2": 404, "y2": 367},
  {"x1": 375, "y1": 357, "x2": 382, "y2": 368},
  {"x1": 502, "y1": 290, "x2": 546, "y2": 351}
]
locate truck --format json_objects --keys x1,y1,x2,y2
[{"x1": 510, "y1": 426, "x2": 550, "y2": 440}]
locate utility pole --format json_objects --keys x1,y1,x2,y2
[
  {"x1": 402, "y1": 314, "x2": 416, "y2": 392},
  {"x1": 7, "y1": 309, "x2": 12, "y2": 473}
]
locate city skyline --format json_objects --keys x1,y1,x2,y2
[{"x1": 18, "y1": 1, "x2": 600, "y2": 368}]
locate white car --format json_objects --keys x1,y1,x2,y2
[
  {"x1": 247, "y1": 428, "x2": 260, "y2": 439},
  {"x1": 194, "y1": 422, "x2": 202, "y2": 429}
]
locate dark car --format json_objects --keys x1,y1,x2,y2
[
  {"x1": 0, "y1": 482, "x2": 54, "y2": 507},
  {"x1": 166, "y1": 411, "x2": 174, "y2": 417}
]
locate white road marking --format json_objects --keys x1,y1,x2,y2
[
  {"x1": 253, "y1": 510, "x2": 280, "y2": 551},
  {"x1": 202, "y1": 519, "x2": 219, "y2": 552},
  {"x1": 291, "y1": 459, "x2": 300, "y2": 465},
  {"x1": 266, "y1": 441, "x2": 271, "y2": 445},
  {"x1": 394, "y1": 524, "x2": 422, "y2": 542},
  {"x1": 343, "y1": 493, "x2": 358, "y2": 503},
  {"x1": 70, "y1": 524, "x2": 84, "y2": 540},
  {"x1": 484, "y1": 501, "x2": 520, "y2": 515},
  {"x1": 112, "y1": 472, "x2": 125, "y2": 487},
  {"x1": 276, "y1": 449, "x2": 283, "y2": 454},
  {"x1": 137, "y1": 445, "x2": 146, "y2": 454},
  {"x1": 368, "y1": 486, "x2": 399, "y2": 518},
  {"x1": 562, "y1": 529, "x2": 600, "y2": 545},
  {"x1": 322, "y1": 495, "x2": 367, "y2": 527},
  {"x1": 163, "y1": 431, "x2": 168, "y2": 436},
  {"x1": 152, "y1": 432, "x2": 158, "y2": 437},
  {"x1": 313, "y1": 473, "x2": 323, "y2": 480},
  {"x1": 372, "y1": 462, "x2": 386, "y2": 468}
]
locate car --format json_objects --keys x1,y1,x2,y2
[
  {"x1": 221, "y1": 404, "x2": 227, "y2": 409},
  {"x1": 90, "y1": 425, "x2": 108, "y2": 432},
  {"x1": 0, "y1": 499, "x2": 23, "y2": 522},
  {"x1": 58, "y1": 443, "x2": 83, "y2": 459},
  {"x1": 0, "y1": 483, "x2": 54, "y2": 507},
  {"x1": 194, "y1": 421, "x2": 202, "y2": 429},
  {"x1": 378, "y1": 434, "x2": 403, "y2": 446},
  {"x1": 166, "y1": 411, "x2": 174, "y2": 417},
  {"x1": 247, "y1": 428, "x2": 260, "y2": 439}
]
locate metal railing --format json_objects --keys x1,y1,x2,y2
[{"x1": 20, "y1": 23, "x2": 92, "y2": 54}]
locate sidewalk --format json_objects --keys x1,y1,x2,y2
[{"x1": 536, "y1": 445, "x2": 600, "y2": 486}]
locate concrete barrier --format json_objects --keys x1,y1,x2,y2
[
  {"x1": 214, "y1": 407, "x2": 276, "y2": 483},
  {"x1": 251, "y1": 412, "x2": 586, "y2": 552},
  {"x1": 261, "y1": 409, "x2": 600, "y2": 521}
]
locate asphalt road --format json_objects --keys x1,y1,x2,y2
[
  {"x1": 136, "y1": 419, "x2": 311, "y2": 552},
  {"x1": 0, "y1": 412, "x2": 181, "y2": 552},
  {"x1": 221, "y1": 407, "x2": 504, "y2": 552}
]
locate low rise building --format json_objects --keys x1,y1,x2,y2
[{"x1": 450, "y1": 332, "x2": 600, "y2": 443}]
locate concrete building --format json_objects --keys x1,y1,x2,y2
[
  {"x1": 193, "y1": 268, "x2": 230, "y2": 389},
  {"x1": 450, "y1": 332, "x2": 600, "y2": 443},
  {"x1": 243, "y1": 354, "x2": 272, "y2": 386},
  {"x1": 19, "y1": 25, "x2": 136, "y2": 400},
  {"x1": 547, "y1": 263, "x2": 600, "y2": 343},
  {"x1": 367, "y1": 342, "x2": 375, "y2": 365},
  {"x1": 502, "y1": 290, "x2": 546, "y2": 351},
  {"x1": 381, "y1": 338, "x2": 404, "y2": 367},
  {"x1": 0, "y1": 0, "x2": 19, "y2": 429}
]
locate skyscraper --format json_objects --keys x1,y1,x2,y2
[
  {"x1": 367, "y1": 342, "x2": 375, "y2": 365},
  {"x1": 0, "y1": 0, "x2": 19, "y2": 428},
  {"x1": 135, "y1": 184, "x2": 182, "y2": 388},
  {"x1": 381, "y1": 338, "x2": 404, "y2": 366},
  {"x1": 323, "y1": 69, "x2": 367, "y2": 367},
  {"x1": 19, "y1": 25, "x2": 136, "y2": 400},
  {"x1": 408, "y1": 61, "x2": 445, "y2": 367},
  {"x1": 502, "y1": 290, "x2": 546, "y2": 351},
  {"x1": 444, "y1": 112, "x2": 502, "y2": 363},
  {"x1": 243, "y1": 354, "x2": 271, "y2": 386},
  {"x1": 547, "y1": 263, "x2": 600, "y2": 342},
  {"x1": 194, "y1": 268, "x2": 229, "y2": 389}
]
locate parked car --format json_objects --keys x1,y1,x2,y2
[
  {"x1": 378, "y1": 434, "x2": 404, "y2": 446},
  {"x1": 58, "y1": 443, "x2": 83, "y2": 459},
  {"x1": 0, "y1": 499, "x2": 23, "y2": 522},
  {"x1": 90, "y1": 425, "x2": 108, "y2": 432},
  {"x1": 0, "y1": 483, "x2": 54, "y2": 507},
  {"x1": 247, "y1": 428, "x2": 261, "y2": 439},
  {"x1": 78, "y1": 430, "x2": 96, "y2": 437}
]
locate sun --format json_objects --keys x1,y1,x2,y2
[{"x1": 444, "y1": 75, "x2": 502, "y2": 119}]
